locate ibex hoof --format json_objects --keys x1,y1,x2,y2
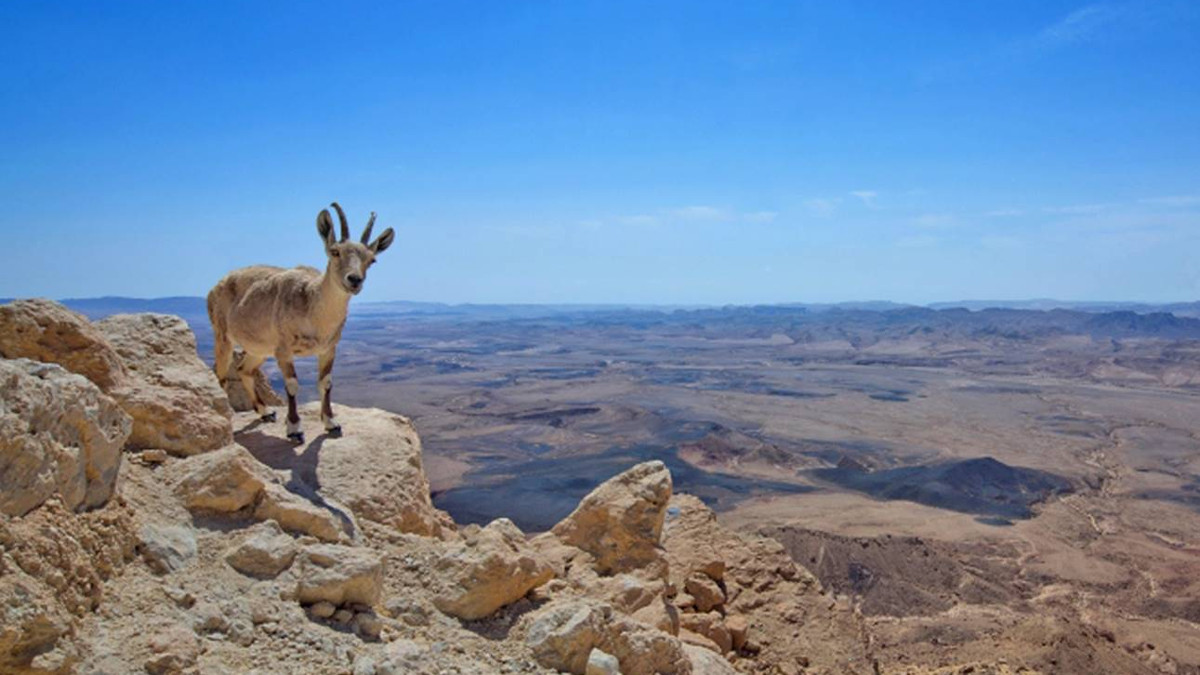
[
  {"x1": 325, "y1": 425, "x2": 343, "y2": 438},
  {"x1": 287, "y1": 431, "x2": 305, "y2": 445},
  {"x1": 260, "y1": 411, "x2": 277, "y2": 423}
]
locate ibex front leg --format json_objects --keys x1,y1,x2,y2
[
  {"x1": 318, "y1": 348, "x2": 341, "y2": 437},
  {"x1": 276, "y1": 351, "x2": 305, "y2": 445}
]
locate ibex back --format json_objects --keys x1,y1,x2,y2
[{"x1": 207, "y1": 202, "x2": 395, "y2": 444}]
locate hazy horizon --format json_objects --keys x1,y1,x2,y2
[{"x1": 2, "y1": 2, "x2": 1198, "y2": 304}]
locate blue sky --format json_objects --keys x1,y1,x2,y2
[{"x1": 1, "y1": 1, "x2": 1198, "y2": 305}]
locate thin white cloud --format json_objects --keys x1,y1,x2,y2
[
  {"x1": 743, "y1": 211, "x2": 778, "y2": 223},
  {"x1": 849, "y1": 190, "x2": 878, "y2": 207},
  {"x1": 896, "y1": 234, "x2": 941, "y2": 248},
  {"x1": 911, "y1": 213, "x2": 956, "y2": 229},
  {"x1": 667, "y1": 205, "x2": 728, "y2": 221},
  {"x1": 1138, "y1": 195, "x2": 1200, "y2": 207},
  {"x1": 804, "y1": 198, "x2": 840, "y2": 217},
  {"x1": 612, "y1": 206, "x2": 777, "y2": 227},
  {"x1": 982, "y1": 208, "x2": 1025, "y2": 217},
  {"x1": 1042, "y1": 203, "x2": 1113, "y2": 215},
  {"x1": 1035, "y1": 4, "x2": 1124, "y2": 49},
  {"x1": 617, "y1": 214, "x2": 660, "y2": 226}
]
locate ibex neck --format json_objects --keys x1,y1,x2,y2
[{"x1": 315, "y1": 268, "x2": 352, "y2": 321}]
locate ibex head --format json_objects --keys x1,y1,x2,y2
[{"x1": 316, "y1": 202, "x2": 395, "y2": 295}]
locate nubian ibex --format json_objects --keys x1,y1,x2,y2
[{"x1": 207, "y1": 202, "x2": 395, "y2": 443}]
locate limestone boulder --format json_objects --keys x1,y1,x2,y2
[
  {"x1": 683, "y1": 644, "x2": 738, "y2": 675},
  {"x1": 684, "y1": 573, "x2": 725, "y2": 613},
  {"x1": 0, "y1": 358, "x2": 130, "y2": 516},
  {"x1": 309, "y1": 404, "x2": 451, "y2": 537},
  {"x1": 551, "y1": 460, "x2": 673, "y2": 575},
  {"x1": 0, "y1": 299, "x2": 126, "y2": 390},
  {"x1": 138, "y1": 523, "x2": 197, "y2": 575},
  {"x1": 605, "y1": 615, "x2": 693, "y2": 675},
  {"x1": 173, "y1": 444, "x2": 267, "y2": 513},
  {"x1": 679, "y1": 611, "x2": 732, "y2": 654},
  {"x1": 433, "y1": 518, "x2": 553, "y2": 620},
  {"x1": 224, "y1": 520, "x2": 297, "y2": 578},
  {"x1": 295, "y1": 544, "x2": 383, "y2": 606},
  {"x1": 521, "y1": 599, "x2": 613, "y2": 674},
  {"x1": 519, "y1": 598, "x2": 694, "y2": 675},
  {"x1": 172, "y1": 444, "x2": 351, "y2": 542},
  {"x1": 96, "y1": 313, "x2": 232, "y2": 455}
]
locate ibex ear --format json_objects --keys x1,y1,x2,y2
[
  {"x1": 317, "y1": 210, "x2": 336, "y2": 249},
  {"x1": 370, "y1": 227, "x2": 395, "y2": 254}
]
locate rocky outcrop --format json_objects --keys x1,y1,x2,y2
[
  {"x1": 96, "y1": 313, "x2": 232, "y2": 455},
  {"x1": 0, "y1": 301, "x2": 233, "y2": 457},
  {"x1": 433, "y1": 518, "x2": 553, "y2": 620},
  {"x1": 0, "y1": 299, "x2": 127, "y2": 390},
  {"x1": 0, "y1": 359, "x2": 130, "y2": 516},
  {"x1": 0, "y1": 299, "x2": 889, "y2": 675},
  {"x1": 551, "y1": 460, "x2": 672, "y2": 575},
  {"x1": 662, "y1": 494, "x2": 874, "y2": 672}
]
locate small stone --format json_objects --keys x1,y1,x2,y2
[
  {"x1": 224, "y1": 520, "x2": 298, "y2": 578},
  {"x1": 139, "y1": 524, "x2": 197, "y2": 575},
  {"x1": 586, "y1": 648, "x2": 621, "y2": 675},
  {"x1": 142, "y1": 449, "x2": 169, "y2": 464},
  {"x1": 684, "y1": 573, "x2": 725, "y2": 613},
  {"x1": 725, "y1": 614, "x2": 749, "y2": 651},
  {"x1": 333, "y1": 609, "x2": 354, "y2": 624},
  {"x1": 309, "y1": 601, "x2": 337, "y2": 619},
  {"x1": 354, "y1": 612, "x2": 383, "y2": 640}
]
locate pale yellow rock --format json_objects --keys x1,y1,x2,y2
[
  {"x1": 680, "y1": 611, "x2": 731, "y2": 655},
  {"x1": 606, "y1": 615, "x2": 693, "y2": 675},
  {"x1": 682, "y1": 644, "x2": 738, "y2": 675},
  {"x1": 224, "y1": 520, "x2": 297, "y2": 578},
  {"x1": 0, "y1": 358, "x2": 130, "y2": 516},
  {"x1": 255, "y1": 482, "x2": 349, "y2": 543},
  {"x1": 295, "y1": 544, "x2": 383, "y2": 606},
  {"x1": 551, "y1": 460, "x2": 672, "y2": 575},
  {"x1": 724, "y1": 614, "x2": 748, "y2": 651},
  {"x1": 173, "y1": 444, "x2": 266, "y2": 513},
  {"x1": 0, "y1": 299, "x2": 127, "y2": 390},
  {"x1": 310, "y1": 404, "x2": 451, "y2": 537},
  {"x1": 521, "y1": 599, "x2": 613, "y2": 674},
  {"x1": 433, "y1": 517, "x2": 554, "y2": 620},
  {"x1": 96, "y1": 313, "x2": 232, "y2": 455},
  {"x1": 684, "y1": 573, "x2": 725, "y2": 613},
  {"x1": 174, "y1": 444, "x2": 349, "y2": 541}
]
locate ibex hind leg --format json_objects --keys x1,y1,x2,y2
[
  {"x1": 238, "y1": 353, "x2": 274, "y2": 421},
  {"x1": 209, "y1": 303, "x2": 234, "y2": 383}
]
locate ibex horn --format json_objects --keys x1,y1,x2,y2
[
  {"x1": 361, "y1": 212, "x2": 377, "y2": 245},
  {"x1": 330, "y1": 202, "x2": 350, "y2": 242}
]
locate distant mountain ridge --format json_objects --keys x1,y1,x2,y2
[{"x1": 17, "y1": 295, "x2": 1197, "y2": 318}]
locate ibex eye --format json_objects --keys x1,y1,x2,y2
[{"x1": 330, "y1": 249, "x2": 340, "y2": 257}]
